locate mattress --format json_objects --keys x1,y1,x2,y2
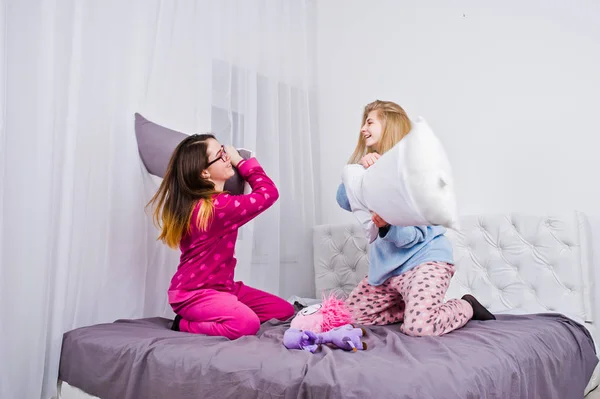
[{"x1": 59, "y1": 313, "x2": 597, "y2": 399}]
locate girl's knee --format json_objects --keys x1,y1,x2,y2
[
  {"x1": 401, "y1": 322, "x2": 438, "y2": 337},
  {"x1": 401, "y1": 313, "x2": 440, "y2": 337},
  {"x1": 235, "y1": 319, "x2": 261, "y2": 337},
  {"x1": 225, "y1": 313, "x2": 261, "y2": 339},
  {"x1": 267, "y1": 298, "x2": 294, "y2": 321},
  {"x1": 277, "y1": 301, "x2": 295, "y2": 321},
  {"x1": 349, "y1": 309, "x2": 379, "y2": 326}
]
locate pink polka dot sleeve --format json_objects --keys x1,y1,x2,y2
[{"x1": 211, "y1": 158, "x2": 279, "y2": 231}]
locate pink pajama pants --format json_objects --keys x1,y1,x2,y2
[
  {"x1": 171, "y1": 281, "x2": 294, "y2": 340},
  {"x1": 345, "y1": 262, "x2": 473, "y2": 337}
]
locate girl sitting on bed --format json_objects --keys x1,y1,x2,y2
[
  {"x1": 148, "y1": 134, "x2": 294, "y2": 340},
  {"x1": 337, "y1": 100, "x2": 495, "y2": 337}
]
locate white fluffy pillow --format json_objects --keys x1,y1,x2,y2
[{"x1": 341, "y1": 116, "x2": 458, "y2": 242}]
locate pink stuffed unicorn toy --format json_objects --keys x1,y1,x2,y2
[
  {"x1": 283, "y1": 294, "x2": 367, "y2": 353},
  {"x1": 290, "y1": 294, "x2": 353, "y2": 333}
]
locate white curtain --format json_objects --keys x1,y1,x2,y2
[{"x1": 0, "y1": 1, "x2": 318, "y2": 398}]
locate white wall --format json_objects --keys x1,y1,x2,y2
[{"x1": 315, "y1": 1, "x2": 600, "y2": 315}]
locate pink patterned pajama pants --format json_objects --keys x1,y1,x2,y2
[{"x1": 345, "y1": 262, "x2": 473, "y2": 337}]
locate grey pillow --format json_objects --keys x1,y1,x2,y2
[{"x1": 134, "y1": 113, "x2": 250, "y2": 195}]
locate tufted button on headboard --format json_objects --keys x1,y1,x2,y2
[
  {"x1": 312, "y1": 212, "x2": 595, "y2": 325},
  {"x1": 313, "y1": 223, "x2": 370, "y2": 299}
]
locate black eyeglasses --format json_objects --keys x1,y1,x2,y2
[{"x1": 207, "y1": 145, "x2": 227, "y2": 167}]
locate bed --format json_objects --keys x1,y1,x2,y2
[{"x1": 57, "y1": 212, "x2": 599, "y2": 398}]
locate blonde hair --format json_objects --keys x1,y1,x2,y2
[
  {"x1": 146, "y1": 134, "x2": 220, "y2": 249},
  {"x1": 348, "y1": 100, "x2": 412, "y2": 164}
]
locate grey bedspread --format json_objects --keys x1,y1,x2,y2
[{"x1": 59, "y1": 313, "x2": 597, "y2": 399}]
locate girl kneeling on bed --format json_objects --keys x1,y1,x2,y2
[
  {"x1": 337, "y1": 100, "x2": 495, "y2": 337},
  {"x1": 148, "y1": 134, "x2": 294, "y2": 340}
]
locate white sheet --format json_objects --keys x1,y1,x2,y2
[{"x1": 57, "y1": 381, "x2": 98, "y2": 399}]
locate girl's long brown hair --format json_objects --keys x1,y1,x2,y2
[
  {"x1": 348, "y1": 100, "x2": 412, "y2": 164},
  {"x1": 146, "y1": 134, "x2": 220, "y2": 249}
]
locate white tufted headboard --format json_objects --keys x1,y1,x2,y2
[
  {"x1": 313, "y1": 223, "x2": 370, "y2": 299},
  {"x1": 314, "y1": 212, "x2": 596, "y2": 324},
  {"x1": 313, "y1": 212, "x2": 594, "y2": 322}
]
